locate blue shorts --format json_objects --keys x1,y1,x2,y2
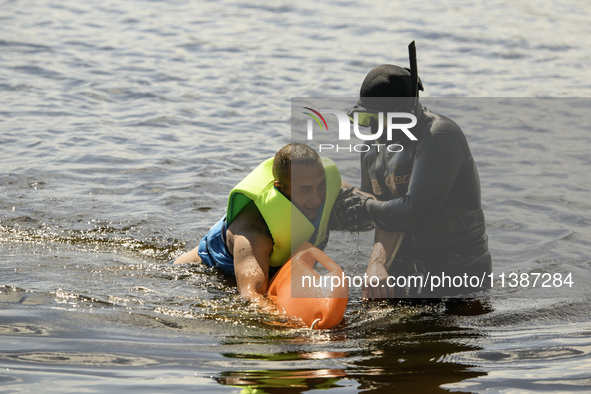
[
  {"x1": 197, "y1": 216, "x2": 235, "y2": 275},
  {"x1": 197, "y1": 216, "x2": 281, "y2": 278}
]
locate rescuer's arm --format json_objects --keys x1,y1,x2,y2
[
  {"x1": 367, "y1": 134, "x2": 464, "y2": 230},
  {"x1": 338, "y1": 134, "x2": 465, "y2": 232},
  {"x1": 363, "y1": 229, "x2": 403, "y2": 299}
]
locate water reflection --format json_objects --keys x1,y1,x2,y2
[
  {"x1": 219, "y1": 350, "x2": 348, "y2": 392},
  {"x1": 349, "y1": 336, "x2": 486, "y2": 392},
  {"x1": 215, "y1": 299, "x2": 491, "y2": 393},
  {"x1": 217, "y1": 369, "x2": 347, "y2": 393}
]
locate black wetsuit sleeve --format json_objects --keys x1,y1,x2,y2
[
  {"x1": 359, "y1": 152, "x2": 373, "y2": 194},
  {"x1": 365, "y1": 133, "x2": 465, "y2": 232}
]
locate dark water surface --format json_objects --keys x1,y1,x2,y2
[{"x1": 2, "y1": 0, "x2": 591, "y2": 392}]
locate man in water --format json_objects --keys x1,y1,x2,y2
[
  {"x1": 174, "y1": 143, "x2": 341, "y2": 301},
  {"x1": 335, "y1": 64, "x2": 491, "y2": 298}
]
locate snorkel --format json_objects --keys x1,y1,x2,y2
[
  {"x1": 375, "y1": 40, "x2": 420, "y2": 144},
  {"x1": 408, "y1": 41, "x2": 420, "y2": 113}
]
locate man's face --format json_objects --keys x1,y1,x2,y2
[{"x1": 284, "y1": 163, "x2": 327, "y2": 221}]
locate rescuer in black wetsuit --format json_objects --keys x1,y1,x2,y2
[{"x1": 334, "y1": 64, "x2": 491, "y2": 298}]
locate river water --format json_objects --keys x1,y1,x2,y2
[{"x1": 1, "y1": 0, "x2": 591, "y2": 392}]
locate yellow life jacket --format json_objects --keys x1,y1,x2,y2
[{"x1": 226, "y1": 157, "x2": 340, "y2": 267}]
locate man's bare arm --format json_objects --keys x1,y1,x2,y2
[
  {"x1": 232, "y1": 230, "x2": 273, "y2": 299},
  {"x1": 226, "y1": 203, "x2": 274, "y2": 300}
]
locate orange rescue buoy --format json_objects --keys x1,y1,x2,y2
[{"x1": 267, "y1": 242, "x2": 348, "y2": 329}]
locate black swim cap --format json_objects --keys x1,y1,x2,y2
[
  {"x1": 361, "y1": 64, "x2": 423, "y2": 98},
  {"x1": 349, "y1": 64, "x2": 424, "y2": 114}
]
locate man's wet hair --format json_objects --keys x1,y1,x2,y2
[{"x1": 273, "y1": 143, "x2": 321, "y2": 186}]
